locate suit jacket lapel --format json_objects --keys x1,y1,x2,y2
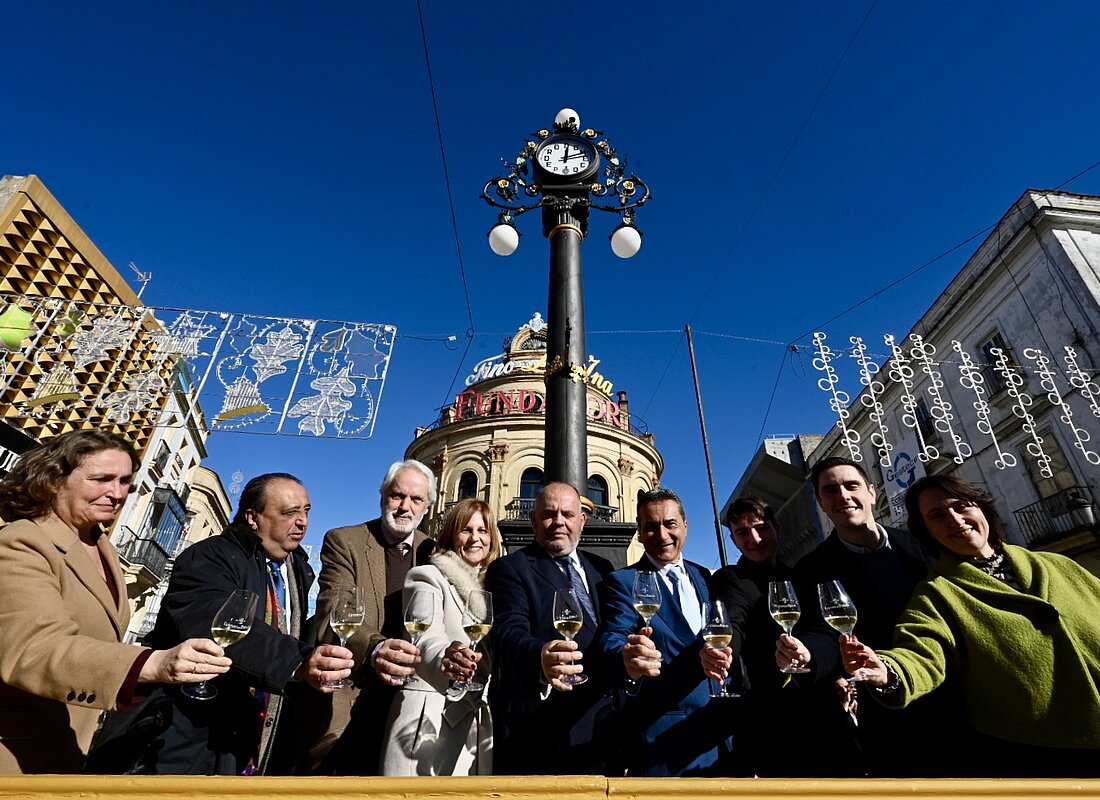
[
  {"x1": 529, "y1": 546, "x2": 570, "y2": 593},
  {"x1": 45, "y1": 516, "x2": 126, "y2": 639},
  {"x1": 363, "y1": 521, "x2": 388, "y2": 624}
]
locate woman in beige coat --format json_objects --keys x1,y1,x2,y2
[
  {"x1": 0, "y1": 430, "x2": 230, "y2": 774},
  {"x1": 380, "y1": 499, "x2": 500, "y2": 775}
]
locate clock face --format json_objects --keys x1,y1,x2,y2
[{"x1": 536, "y1": 137, "x2": 597, "y2": 179}]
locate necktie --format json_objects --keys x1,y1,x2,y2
[
  {"x1": 556, "y1": 556, "x2": 598, "y2": 624},
  {"x1": 396, "y1": 542, "x2": 411, "y2": 557},
  {"x1": 669, "y1": 565, "x2": 702, "y2": 634},
  {"x1": 268, "y1": 560, "x2": 288, "y2": 634}
]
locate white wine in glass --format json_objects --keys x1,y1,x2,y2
[
  {"x1": 631, "y1": 571, "x2": 662, "y2": 627},
  {"x1": 403, "y1": 589, "x2": 435, "y2": 686},
  {"x1": 817, "y1": 579, "x2": 869, "y2": 682},
  {"x1": 324, "y1": 585, "x2": 365, "y2": 690},
  {"x1": 553, "y1": 588, "x2": 588, "y2": 686},
  {"x1": 768, "y1": 580, "x2": 810, "y2": 674},
  {"x1": 184, "y1": 588, "x2": 258, "y2": 701},
  {"x1": 702, "y1": 600, "x2": 739, "y2": 698},
  {"x1": 454, "y1": 589, "x2": 493, "y2": 692}
]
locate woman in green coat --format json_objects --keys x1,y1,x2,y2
[{"x1": 841, "y1": 474, "x2": 1100, "y2": 777}]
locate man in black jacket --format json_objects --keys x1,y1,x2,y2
[
  {"x1": 147, "y1": 473, "x2": 353, "y2": 774},
  {"x1": 777, "y1": 456, "x2": 971, "y2": 777},
  {"x1": 709, "y1": 496, "x2": 828, "y2": 776}
]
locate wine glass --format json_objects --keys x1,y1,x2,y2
[
  {"x1": 454, "y1": 589, "x2": 493, "y2": 692},
  {"x1": 552, "y1": 588, "x2": 588, "y2": 686},
  {"x1": 403, "y1": 589, "x2": 434, "y2": 686},
  {"x1": 631, "y1": 571, "x2": 662, "y2": 627},
  {"x1": 817, "y1": 579, "x2": 869, "y2": 682},
  {"x1": 702, "y1": 600, "x2": 739, "y2": 698},
  {"x1": 768, "y1": 580, "x2": 809, "y2": 674},
  {"x1": 183, "y1": 588, "x2": 258, "y2": 700},
  {"x1": 323, "y1": 585, "x2": 365, "y2": 689}
]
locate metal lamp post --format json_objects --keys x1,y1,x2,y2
[{"x1": 482, "y1": 109, "x2": 650, "y2": 494}]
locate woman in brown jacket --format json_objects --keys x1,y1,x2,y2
[{"x1": 0, "y1": 430, "x2": 231, "y2": 773}]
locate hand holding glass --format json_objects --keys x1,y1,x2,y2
[
  {"x1": 552, "y1": 588, "x2": 588, "y2": 686},
  {"x1": 631, "y1": 571, "x2": 662, "y2": 628},
  {"x1": 324, "y1": 585, "x2": 365, "y2": 689},
  {"x1": 403, "y1": 589, "x2": 435, "y2": 686},
  {"x1": 768, "y1": 580, "x2": 810, "y2": 674},
  {"x1": 817, "y1": 579, "x2": 869, "y2": 682},
  {"x1": 702, "y1": 600, "x2": 739, "y2": 698},
  {"x1": 184, "y1": 588, "x2": 258, "y2": 700},
  {"x1": 454, "y1": 589, "x2": 493, "y2": 692}
]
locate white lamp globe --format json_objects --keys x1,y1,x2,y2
[
  {"x1": 610, "y1": 225, "x2": 642, "y2": 259},
  {"x1": 489, "y1": 223, "x2": 520, "y2": 256},
  {"x1": 555, "y1": 108, "x2": 580, "y2": 132}
]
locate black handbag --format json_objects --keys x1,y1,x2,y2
[{"x1": 84, "y1": 689, "x2": 173, "y2": 774}]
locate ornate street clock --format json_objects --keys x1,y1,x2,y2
[{"x1": 533, "y1": 135, "x2": 600, "y2": 183}]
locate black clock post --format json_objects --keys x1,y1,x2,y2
[{"x1": 482, "y1": 108, "x2": 650, "y2": 496}]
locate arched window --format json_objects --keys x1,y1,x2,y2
[
  {"x1": 520, "y1": 467, "x2": 544, "y2": 499},
  {"x1": 458, "y1": 471, "x2": 479, "y2": 499},
  {"x1": 587, "y1": 474, "x2": 609, "y2": 507}
]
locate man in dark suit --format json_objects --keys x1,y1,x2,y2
[
  {"x1": 599, "y1": 488, "x2": 730, "y2": 776},
  {"x1": 290, "y1": 459, "x2": 437, "y2": 774},
  {"x1": 777, "y1": 456, "x2": 969, "y2": 777},
  {"x1": 485, "y1": 481, "x2": 615, "y2": 775}
]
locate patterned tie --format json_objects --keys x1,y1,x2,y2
[
  {"x1": 556, "y1": 555, "x2": 598, "y2": 624},
  {"x1": 268, "y1": 560, "x2": 288, "y2": 634}
]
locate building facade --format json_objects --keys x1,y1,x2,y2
[
  {"x1": 406, "y1": 314, "x2": 664, "y2": 567},
  {"x1": 0, "y1": 174, "x2": 230, "y2": 623},
  {"x1": 728, "y1": 189, "x2": 1100, "y2": 573}
]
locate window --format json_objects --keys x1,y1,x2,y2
[
  {"x1": 519, "y1": 468, "x2": 544, "y2": 499},
  {"x1": 458, "y1": 471, "x2": 478, "y2": 499},
  {"x1": 587, "y1": 474, "x2": 609, "y2": 507},
  {"x1": 979, "y1": 331, "x2": 1017, "y2": 395},
  {"x1": 1020, "y1": 430, "x2": 1076, "y2": 500},
  {"x1": 914, "y1": 397, "x2": 938, "y2": 445}
]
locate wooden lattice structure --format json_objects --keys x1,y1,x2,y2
[{"x1": 0, "y1": 175, "x2": 169, "y2": 453}]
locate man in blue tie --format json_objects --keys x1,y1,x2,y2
[
  {"x1": 486, "y1": 481, "x2": 615, "y2": 774},
  {"x1": 599, "y1": 488, "x2": 732, "y2": 776},
  {"x1": 147, "y1": 473, "x2": 354, "y2": 774}
]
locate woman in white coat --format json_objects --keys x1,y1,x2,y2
[{"x1": 381, "y1": 499, "x2": 500, "y2": 775}]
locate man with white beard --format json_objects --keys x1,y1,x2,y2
[{"x1": 290, "y1": 460, "x2": 437, "y2": 775}]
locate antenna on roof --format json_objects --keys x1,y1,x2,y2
[{"x1": 129, "y1": 262, "x2": 153, "y2": 299}]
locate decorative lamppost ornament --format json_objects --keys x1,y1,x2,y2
[{"x1": 482, "y1": 109, "x2": 650, "y2": 492}]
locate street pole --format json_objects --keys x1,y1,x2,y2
[
  {"x1": 483, "y1": 109, "x2": 650, "y2": 499},
  {"x1": 544, "y1": 196, "x2": 589, "y2": 491},
  {"x1": 686, "y1": 324, "x2": 729, "y2": 567}
]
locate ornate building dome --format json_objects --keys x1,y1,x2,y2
[{"x1": 406, "y1": 313, "x2": 663, "y2": 566}]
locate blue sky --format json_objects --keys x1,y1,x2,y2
[{"x1": 6, "y1": 1, "x2": 1100, "y2": 567}]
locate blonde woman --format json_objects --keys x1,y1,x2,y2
[{"x1": 381, "y1": 499, "x2": 500, "y2": 775}]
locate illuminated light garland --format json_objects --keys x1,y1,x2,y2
[
  {"x1": 1024, "y1": 347, "x2": 1100, "y2": 467},
  {"x1": 951, "y1": 340, "x2": 1016, "y2": 470}
]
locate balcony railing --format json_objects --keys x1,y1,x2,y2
[
  {"x1": 119, "y1": 533, "x2": 173, "y2": 578},
  {"x1": 504, "y1": 496, "x2": 619, "y2": 523},
  {"x1": 505, "y1": 497, "x2": 536, "y2": 521},
  {"x1": 1013, "y1": 484, "x2": 1097, "y2": 547}
]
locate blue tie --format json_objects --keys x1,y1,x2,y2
[
  {"x1": 669, "y1": 566, "x2": 701, "y2": 634},
  {"x1": 556, "y1": 556, "x2": 597, "y2": 624},
  {"x1": 268, "y1": 560, "x2": 288, "y2": 632}
]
